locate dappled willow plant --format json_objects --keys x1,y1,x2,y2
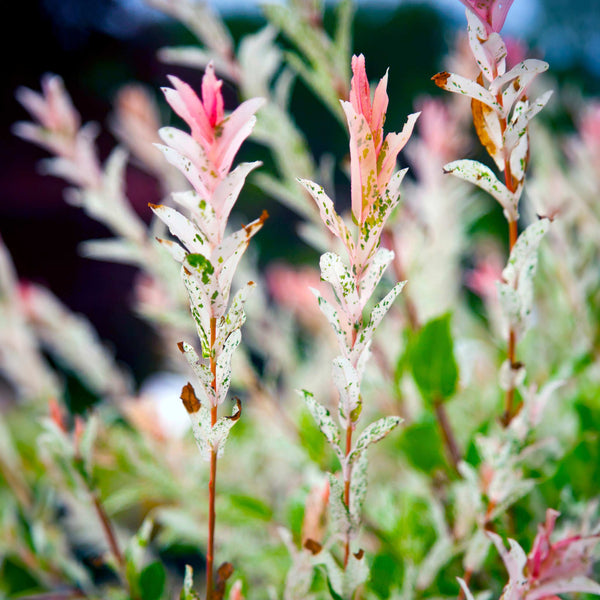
[
  {"x1": 295, "y1": 54, "x2": 418, "y2": 597},
  {"x1": 149, "y1": 64, "x2": 267, "y2": 598}
]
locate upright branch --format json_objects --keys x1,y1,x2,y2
[
  {"x1": 433, "y1": 2, "x2": 553, "y2": 426},
  {"x1": 299, "y1": 54, "x2": 417, "y2": 589},
  {"x1": 151, "y1": 65, "x2": 265, "y2": 599}
]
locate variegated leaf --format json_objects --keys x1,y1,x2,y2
[
  {"x1": 319, "y1": 252, "x2": 360, "y2": 321},
  {"x1": 443, "y1": 159, "x2": 519, "y2": 222},
  {"x1": 300, "y1": 390, "x2": 342, "y2": 457},
  {"x1": 150, "y1": 203, "x2": 207, "y2": 254},
  {"x1": 432, "y1": 72, "x2": 501, "y2": 113},
  {"x1": 343, "y1": 551, "x2": 370, "y2": 596},
  {"x1": 212, "y1": 161, "x2": 262, "y2": 236},
  {"x1": 181, "y1": 267, "x2": 211, "y2": 355},
  {"x1": 213, "y1": 212, "x2": 267, "y2": 311},
  {"x1": 332, "y1": 356, "x2": 361, "y2": 427},
  {"x1": 171, "y1": 189, "x2": 218, "y2": 245},
  {"x1": 311, "y1": 289, "x2": 351, "y2": 355},
  {"x1": 178, "y1": 341, "x2": 216, "y2": 406},
  {"x1": 298, "y1": 178, "x2": 354, "y2": 254},
  {"x1": 154, "y1": 143, "x2": 211, "y2": 198},
  {"x1": 215, "y1": 282, "x2": 255, "y2": 356},
  {"x1": 490, "y1": 59, "x2": 549, "y2": 114},
  {"x1": 348, "y1": 416, "x2": 402, "y2": 465},
  {"x1": 358, "y1": 247, "x2": 394, "y2": 303},
  {"x1": 351, "y1": 280, "x2": 406, "y2": 362},
  {"x1": 327, "y1": 473, "x2": 351, "y2": 536},
  {"x1": 467, "y1": 11, "x2": 506, "y2": 82},
  {"x1": 503, "y1": 90, "x2": 553, "y2": 152},
  {"x1": 472, "y1": 92, "x2": 504, "y2": 170},
  {"x1": 209, "y1": 398, "x2": 241, "y2": 457},
  {"x1": 216, "y1": 329, "x2": 241, "y2": 405},
  {"x1": 187, "y1": 399, "x2": 212, "y2": 461},
  {"x1": 349, "y1": 449, "x2": 368, "y2": 526},
  {"x1": 156, "y1": 237, "x2": 187, "y2": 263}
]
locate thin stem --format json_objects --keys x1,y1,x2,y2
[
  {"x1": 433, "y1": 399, "x2": 461, "y2": 474},
  {"x1": 91, "y1": 492, "x2": 125, "y2": 569},
  {"x1": 343, "y1": 423, "x2": 353, "y2": 568},
  {"x1": 206, "y1": 316, "x2": 218, "y2": 600}
]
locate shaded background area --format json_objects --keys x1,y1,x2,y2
[{"x1": 2, "y1": 0, "x2": 599, "y2": 391}]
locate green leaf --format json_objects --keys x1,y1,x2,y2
[
  {"x1": 140, "y1": 561, "x2": 166, "y2": 600},
  {"x1": 397, "y1": 416, "x2": 447, "y2": 473},
  {"x1": 409, "y1": 313, "x2": 458, "y2": 402}
]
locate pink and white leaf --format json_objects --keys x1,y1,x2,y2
[
  {"x1": 172, "y1": 190, "x2": 219, "y2": 245},
  {"x1": 311, "y1": 289, "x2": 352, "y2": 355},
  {"x1": 341, "y1": 100, "x2": 378, "y2": 224},
  {"x1": 212, "y1": 161, "x2": 262, "y2": 233},
  {"x1": 467, "y1": 11, "x2": 507, "y2": 81},
  {"x1": 155, "y1": 143, "x2": 210, "y2": 198},
  {"x1": 212, "y1": 98, "x2": 264, "y2": 176}
]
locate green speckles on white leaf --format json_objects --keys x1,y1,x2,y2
[
  {"x1": 150, "y1": 203, "x2": 207, "y2": 254},
  {"x1": 187, "y1": 401, "x2": 213, "y2": 461},
  {"x1": 351, "y1": 280, "x2": 406, "y2": 363},
  {"x1": 349, "y1": 449, "x2": 368, "y2": 525},
  {"x1": 498, "y1": 218, "x2": 550, "y2": 335},
  {"x1": 348, "y1": 415, "x2": 403, "y2": 465},
  {"x1": 311, "y1": 288, "x2": 351, "y2": 356},
  {"x1": 299, "y1": 390, "x2": 342, "y2": 459},
  {"x1": 332, "y1": 356, "x2": 361, "y2": 428},
  {"x1": 359, "y1": 247, "x2": 394, "y2": 303},
  {"x1": 216, "y1": 329, "x2": 241, "y2": 406},
  {"x1": 504, "y1": 90, "x2": 553, "y2": 153},
  {"x1": 215, "y1": 282, "x2": 255, "y2": 357},
  {"x1": 209, "y1": 399, "x2": 241, "y2": 457},
  {"x1": 327, "y1": 473, "x2": 351, "y2": 537},
  {"x1": 320, "y1": 252, "x2": 360, "y2": 321},
  {"x1": 443, "y1": 159, "x2": 519, "y2": 222},
  {"x1": 298, "y1": 178, "x2": 354, "y2": 255},
  {"x1": 434, "y1": 72, "x2": 502, "y2": 113},
  {"x1": 178, "y1": 340, "x2": 216, "y2": 406}
]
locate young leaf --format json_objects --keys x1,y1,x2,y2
[
  {"x1": 349, "y1": 449, "x2": 368, "y2": 525},
  {"x1": 332, "y1": 356, "x2": 361, "y2": 427},
  {"x1": 210, "y1": 399, "x2": 242, "y2": 458},
  {"x1": 410, "y1": 313, "x2": 459, "y2": 402},
  {"x1": 327, "y1": 473, "x2": 351, "y2": 536},
  {"x1": 180, "y1": 565, "x2": 200, "y2": 600},
  {"x1": 216, "y1": 329, "x2": 241, "y2": 405}
]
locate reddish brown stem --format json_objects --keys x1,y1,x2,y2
[
  {"x1": 206, "y1": 317, "x2": 218, "y2": 600},
  {"x1": 343, "y1": 424, "x2": 353, "y2": 568},
  {"x1": 433, "y1": 399, "x2": 461, "y2": 474},
  {"x1": 91, "y1": 492, "x2": 124, "y2": 569}
]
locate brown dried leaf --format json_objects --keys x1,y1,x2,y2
[
  {"x1": 180, "y1": 382, "x2": 201, "y2": 413},
  {"x1": 225, "y1": 397, "x2": 242, "y2": 422},
  {"x1": 303, "y1": 538, "x2": 323, "y2": 555},
  {"x1": 213, "y1": 562, "x2": 235, "y2": 600}
]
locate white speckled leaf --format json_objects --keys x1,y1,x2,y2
[
  {"x1": 216, "y1": 329, "x2": 241, "y2": 406},
  {"x1": 467, "y1": 11, "x2": 506, "y2": 82},
  {"x1": 501, "y1": 218, "x2": 550, "y2": 333},
  {"x1": 349, "y1": 449, "x2": 368, "y2": 526},
  {"x1": 155, "y1": 143, "x2": 211, "y2": 198},
  {"x1": 351, "y1": 280, "x2": 405, "y2": 362},
  {"x1": 187, "y1": 402, "x2": 212, "y2": 461},
  {"x1": 298, "y1": 178, "x2": 354, "y2": 253},
  {"x1": 503, "y1": 90, "x2": 553, "y2": 153},
  {"x1": 300, "y1": 390, "x2": 342, "y2": 458},
  {"x1": 212, "y1": 161, "x2": 262, "y2": 237},
  {"x1": 348, "y1": 416, "x2": 402, "y2": 465},
  {"x1": 343, "y1": 551, "x2": 370, "y2": 596},
  {"x1": 359, "y1": 247, "x2": 394, "y2": 302},
  {"x1": 178, "y1": 341, "x2": 216, "y2": 405},
  {"x1": 181, "y1": 267, "x2": 211, "y2": 355},
  {"x1": 433, "y1": 72, "x2": 501, "y2": 112},
  {"x1": 332, "y1": 356, "x2": 361, "y2": 427},
  {"x1": 215, "y1": 282, "x2": 255, "y2": 356},
  {"x1": 443, "y1": 159, "x2": 519, "y2": 222},
  {"x1": 311, "y1": 288, "x2": 351, "y2": 355},
  {"x1": 327, "y1": 473, "x2": 351, "y2": 537},
  {"x1": 150, "y1": 203, "x2": 207, "y2": 254},
  {"x1": 156, "y1": 237, "x2": 187, "y2": 263},
  {"x1": 320, "y1": 252, "x2": 360, "y2": 322},
  {"x1": 209, "y1": 399, "x2": 241, "y2": 457},
  {"x1": 171, "y1": 189, "x2": 218, "y2": 245},
  {"x1": 490, "y1": 59, "x2": 549, "y2": 114}
]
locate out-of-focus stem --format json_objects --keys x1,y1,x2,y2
[
  {"x1": 433, "y1": 398, "x2": 461, "y2": 473},
  {"x1": 91, "y1": 492, "x2": 125, "y2": 570},
  {"x1": 206, "y1": 316, "x2": 218, "y2": 600}
]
